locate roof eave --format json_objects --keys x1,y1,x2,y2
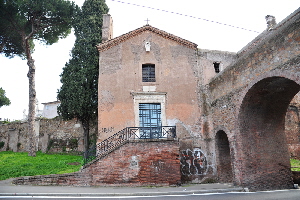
[{"x1": 97, "y1": 25, "x2": 198, "y2": 52}]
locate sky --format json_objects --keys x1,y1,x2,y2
[{"x1": 0, "y1": 0, "x2": 299, "y2": 120}]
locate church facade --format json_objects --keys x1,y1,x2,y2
[{"x1": 96, "y1": 14, "x2": 236, "y2": 183}]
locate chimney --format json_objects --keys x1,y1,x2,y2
[
  {"x1": 102, "y1": 14, "x2": 113, "y2": 42},
  {"x1": 265, "y1": 15, "x2": 276, "y2": 31}
]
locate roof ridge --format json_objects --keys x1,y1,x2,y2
[{"x1": 97, "y1": 25, "x2": 198, "y2": 52}]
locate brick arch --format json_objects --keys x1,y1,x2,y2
[
  {"x1": 215, "y1": 130, "x2": 233, "y2": 183},
  {"x1": 234, "y1": 69, "x2": 300, "y2": 117},
  {"x1": 236, "y1": 75, "x2": 300, "y2": 190}
]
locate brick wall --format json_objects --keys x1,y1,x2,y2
[
  {"x1": 285, "y1": 93, "x2": 300, "y2": 158},
  {"x1": 207, "y1": 8, "x2": 300, "y2": 190},
  {"x1": 13, "y1": 140, "x2": 181, "y2": 186}
]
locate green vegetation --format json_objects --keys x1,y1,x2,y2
[
  {"x1": 0, "y1": 0, "x2": 77, "y2": 157},
  {"x1": 291, "y1": 158, "x2": 300, "y2": 171},
  {"x1": 0, "y1": 87, "x2": 10, "y2": 108},
  {"x1": 57, "y1": 0, "x2": 109, "y2": 160},
  {"x1": 0, "y1": 151, "x2": 82, "y2": 180},
  {"x1": 0, "y1": 141, "x2": 4, "y2": 149}
]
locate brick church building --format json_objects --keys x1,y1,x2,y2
[
  {"x1": 95, "y1": 14, "x2": 236, "y2": 185},
  {"x1": 95, "y1": 12, "x2": 300, "y2": 189},
  {"x1": 12, "y1": 8, "x2": 300, "y2": 191}
]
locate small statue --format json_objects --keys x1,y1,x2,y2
[
  {"x1": 145, "y1": 41, "x2": 151, "y2": 52},
  {"x1": 265, "y1": 15, "x2": 276, "y2": 31}
]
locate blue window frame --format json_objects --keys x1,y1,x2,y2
[{"x1": 139, "y1": 103, "x2": 162, "y2": 139}]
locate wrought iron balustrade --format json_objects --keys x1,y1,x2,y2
[
  {"x1": 84, "y1": 144, "x2": 96, "y2": 164},
  {"x1": 84, "y1": 126, "x2": 176, "y2": 165}
]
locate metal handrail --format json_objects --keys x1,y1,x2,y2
[{"x1": 84, "y1": 126, "x2": 176, "y2": 164}]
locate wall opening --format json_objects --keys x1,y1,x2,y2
[
  {"x1": 238, "y1": 76, "x2": 300, "y2": 190},
  {"x1": 285, "y1": 92, "x2": 300, "y2": 159},
  {"x1": 213, "y1": 62, "x2": 220, "y2": 73},
  {"x1": 215, "y1": 130, "x2": 233, "y2": 183},
  {"x1": 142, "y1": 64, "x2": 156, "y2": 82}
]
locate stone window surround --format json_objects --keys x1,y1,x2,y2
[{"x1": 131, "y1": 92, "x2": 167, "y2": 127}]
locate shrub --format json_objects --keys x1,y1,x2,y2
[
  {"x1": 69, "y1": 138, "x2": 78, "y2": 149},
  {"x1": 0, "y1": 141, "x2": 4, "y2": 149}
]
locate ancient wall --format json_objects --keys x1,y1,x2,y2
[
  {"x1": 206, "y1": 8, "x2": 300, "y2": 190},
  {"x1": 13, "y1": 140, "x2": 181, "y2": 186},
  {"x1": 0, "y1": 118, "x2": 97, "y2": 154},
  {"x1": 286, "y1": 92, "x2": 300, "y2": 158},
  {"x1": 197, "y1": 49, "x2": 236, "y2": 85},
  {"x1": 0, "y1": 122, "x2": 30, "y2": 152}
]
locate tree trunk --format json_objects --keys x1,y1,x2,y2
[
  {"x1": 24, "y1": 38, "x2": 37, "y2": 157},
  {"x1": 82, "y1": 119, "x2": 90, "y2": 161}
]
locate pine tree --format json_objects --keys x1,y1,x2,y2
[{"x1": 0, "y1": 0, "x2": 77, "y2": 156}]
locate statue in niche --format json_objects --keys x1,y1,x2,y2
[{"x1": 145, "y1": 41, "x2": 151, "y2": 51}]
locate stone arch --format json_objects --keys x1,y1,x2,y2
[
  {"x1": 215, "y1": 130, "x2": 233, "y2": 183},
  {"x1": 237, "y1": 76, "x2": 300, "y2": 190}
]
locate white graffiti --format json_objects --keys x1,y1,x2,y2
[{"x1": 180, "y1": 148, "x2": 208, "y2": 175}]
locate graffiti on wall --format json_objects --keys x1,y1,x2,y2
[
  {"x1": 180, "y1": 148, "x2": 207, "y2": 175},
  {"x1": 101, "y1": 127, "x2": 114, "y2": 133}
]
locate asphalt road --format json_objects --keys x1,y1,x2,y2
[{"x1": 1, "y1": 189, "x2": 300, "y2": 200}]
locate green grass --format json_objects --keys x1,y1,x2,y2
[
  {"x1": 0, "y1": 151, "x2": 83, "y2": 180},
  {"x1": 1, "y1": 151, "x2": 299, "y2": 181},
  {"x1": 291, "y1": 158, "x2": 300, "y2": 171}
]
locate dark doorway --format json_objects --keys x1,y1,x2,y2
[{"x1": 216, "y1": 130, "x2": 233, "y2": 183}]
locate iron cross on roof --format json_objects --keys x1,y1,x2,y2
[{"x1": 145, "y1": 18, "x2": 150, "y2": 25}]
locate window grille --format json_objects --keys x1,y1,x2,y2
[
  {"x1": 139, "y1": 103, "x2": 162, "y2": 138},
  {"x1": 142, "y1": 64, "x2": 155, "y2": 82}
]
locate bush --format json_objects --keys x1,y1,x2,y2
[
  {"x1": 0, "y1": 141, "x2": 4, "y2": 149},
  {"x1": 69, "y1": 138, "x2": 78, "y2": 149}
]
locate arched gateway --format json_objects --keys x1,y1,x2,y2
[{"x1": 237, "y1": 77, "x2": 300, "y2": 190}]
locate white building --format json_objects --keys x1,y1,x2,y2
[{"x1": 42, "y1": 101, "x2": 60, "y2": 119}]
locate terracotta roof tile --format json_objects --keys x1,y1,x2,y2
[{"x1": 97, "y1": 25, "x2": 198, "y2": 52}]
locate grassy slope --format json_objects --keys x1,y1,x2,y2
[
  {"x1": 0, "y1": 151, "x2": 299, "y2": 181},
  {"x1": 0, "y1": 151, "x2": 82, "y2": 180},
  {"x1": 291, "y1": 158, "x2": 300, "y2": 171}
]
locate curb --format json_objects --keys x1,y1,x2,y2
[{"x1": 0, "y1": 187, "x2": 244, "y2": 197}]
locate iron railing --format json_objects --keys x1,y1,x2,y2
[
  {"x1": 84, "y1": 126, "x2": 176, "y2": 165},
  {"x1": 84, "y1": 144, "x2": 96, "y2": 164}
]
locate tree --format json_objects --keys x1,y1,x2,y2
[
  {"x1": 0, "y1": 0, "x2": 77, "y2": 156},
  {"x1": 0, "y1": 87, "x2": 11, "y2": 108},
  {"x1": 57, "y1": 0, "x2": 109, "y2": 160}
]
